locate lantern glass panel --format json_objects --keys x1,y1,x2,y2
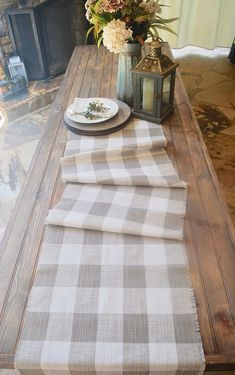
[
  {"x1": 161, "y1": 74, "x2": 171, "y2": 114},
  {"x1": 141, "y1": 77, "x2": 155, "y2": 113}
]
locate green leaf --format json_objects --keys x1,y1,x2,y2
[
  {"x1": 155, "y1": 16, "x2": 179, "y2": 23},
  {"x1": 93, "y1": 25, "x2": 98, "y2": 41},
  {"x1": 92, "y1": 13, "x2": 107, "y2": 24},
  {"x1": 149, "y1": 26, "x2": 159, "y2": 37},
  {"x1": 86, "y1": 26, "x2": 95, "y2": 41},
  {"x1": 155, "y1": 24, "x2": 178, "y2": 36},
  {"x1": 97, "y1": 35, "x2": 103, "y2": 48},
  {"x1": 97, "y1": 23, "x2": 105, "y2": 34},
  {"x1": 148, "y1": 28, "x2": 156, "y2": 38},
  {"x1": 151, "y1": 21, "x2": 177, "y2": 27},
  {"x1": 93, "y1": 0, "x2": 103, "y2": 13},
  {"x1": 134, "y1": 14, "x2": 151, "y2": 22},
  {"x1": 92, "y1": 18, "x2": 104, "y2": 39}
]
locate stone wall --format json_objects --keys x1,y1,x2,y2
[
  {"x1": 0, "y1": 0, "x2": 87, "y2": 69},
  {"x1": 0, "y1": 1, "x2": 18, "y2": 65}
]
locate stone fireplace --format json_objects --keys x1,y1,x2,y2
[{"x1": 0, "y1": 0, "x2": 88, "y2": 78}]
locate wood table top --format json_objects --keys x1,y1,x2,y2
[{"x1": 0, "y1": 45, "x2": 235, "y2": 371}]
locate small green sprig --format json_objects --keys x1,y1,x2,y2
[
  {"x1": 73, "y1": 100, "x2": 110, "y2": 120},
  {"x1": 83, "y1": 111, "x2": 97, "y2": 119},
  {"x1": 87, "y1": 100, "x2": 109, "y2": 113}
]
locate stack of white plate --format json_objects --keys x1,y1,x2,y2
[{"x1": 64, "y1": 98, "x2": 131, "y2": 136}]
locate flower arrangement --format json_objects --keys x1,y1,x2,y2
[{"x1": 85, "y1": 0, "x2": 177, "y2": 54}]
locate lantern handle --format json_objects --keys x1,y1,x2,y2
[
  {"x1": 149, "y1": 37, "x2": 163, "y2": 58},
  {"x1": 152, "y1": 36, "x2": 164, "y2": 44}
]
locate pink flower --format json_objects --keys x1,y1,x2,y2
[{"x1": 100, "y1": 0, "x2": 125, "y2": 13}]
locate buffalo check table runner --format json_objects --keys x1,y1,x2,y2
[
  {"x1": 15, "y1": 118, "x2": 205, "y2": 375},
  {"x1": 61, "y1": 119, "x2": 185, "y2": 188},
  {"x1": 46, "y1": 184, "x2": 187, "y2": 241}
]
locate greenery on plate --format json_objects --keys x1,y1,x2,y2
[{"x1": 73, "y1": 100, "x2": 110, "y2": 120}]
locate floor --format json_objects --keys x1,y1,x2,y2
[
  {"x1": 0, "y1": 46, "x2": 234, "y2": 241},
  {"x1": 0, "y1": 75, "x2": 62, "y2": 122},
  {"x1": 174, "y1": 47, "x2": 235, "y2": 226},
  {"x1": 0, "y1": 105, "x2": 51, "y2": 240}
]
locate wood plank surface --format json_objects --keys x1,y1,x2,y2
[{"x1": 0, "y1": 45, "x2": 235, "y2": 371}]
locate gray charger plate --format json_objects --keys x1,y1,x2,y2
[{"x1": 64, "y1": 99, "x2": 131, "y2": 136}]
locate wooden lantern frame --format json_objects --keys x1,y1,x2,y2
[{"x1": 131, "y1": 41, "x2": 178, "y2": 124}]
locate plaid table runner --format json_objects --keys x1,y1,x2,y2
[
  {"x1": 64, "y1": 118, "x2": 167, "y2": 155},
  {"x1": 46, "y1": 183, "x2": 187, "y2": 240},
  {"x1": 62, "y1": 120, "x2": 185, "y2": 188},
  {"x1": 15, "y1": 118, "x2": 205, "y2": 375},
  {"x1": 61, "y1": 148, "x2": 186, "y2": 187}
]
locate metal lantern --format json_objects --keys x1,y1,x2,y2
[{"x1": 131, "y1": 38, "x2": 178, "y2": 124}]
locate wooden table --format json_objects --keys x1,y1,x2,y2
[{"x1": 0, "y1": 45, "x2": 235, "y2": 372}]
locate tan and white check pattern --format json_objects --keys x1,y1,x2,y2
[
  {"x1": 61, "y1": 148, "x2": 186, "y2": 187},
  {"x1": 46, "y1": 183, "x2": 187, "y2": 240},
  {"x1": 64, "y1": 117, "x2": 167, "y2": 155},
  {"x1": 15, "y1": 118, "x2": 205, "y2": 375},
  {"x1": 62, "y1": 120, "x2": 185, "y2": 188},
  {"x1": 16, "y1": 226, "x2": 204, "y2": 375}
]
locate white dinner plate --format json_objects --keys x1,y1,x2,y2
[
  {"x1": 64, "y1": 100, "x2": 131, "y2": 136},
  {"x1": 65, "y1": 97, "x2": 119, "y2": 124}
]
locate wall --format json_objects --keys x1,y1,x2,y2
[
  {"x1": 0, "y1": 0, "x2": 18, "y2": 64},
  {"x1": 159, "y1": 0, "x2": 235, "y2": 48}
]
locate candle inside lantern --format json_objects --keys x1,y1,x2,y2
[
  {"x1": 162, "y1": 75, "x2": 171, "y2": 104},
  {"x1": 142, "y1": 77, "x2": 154, "y2": 112}
]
